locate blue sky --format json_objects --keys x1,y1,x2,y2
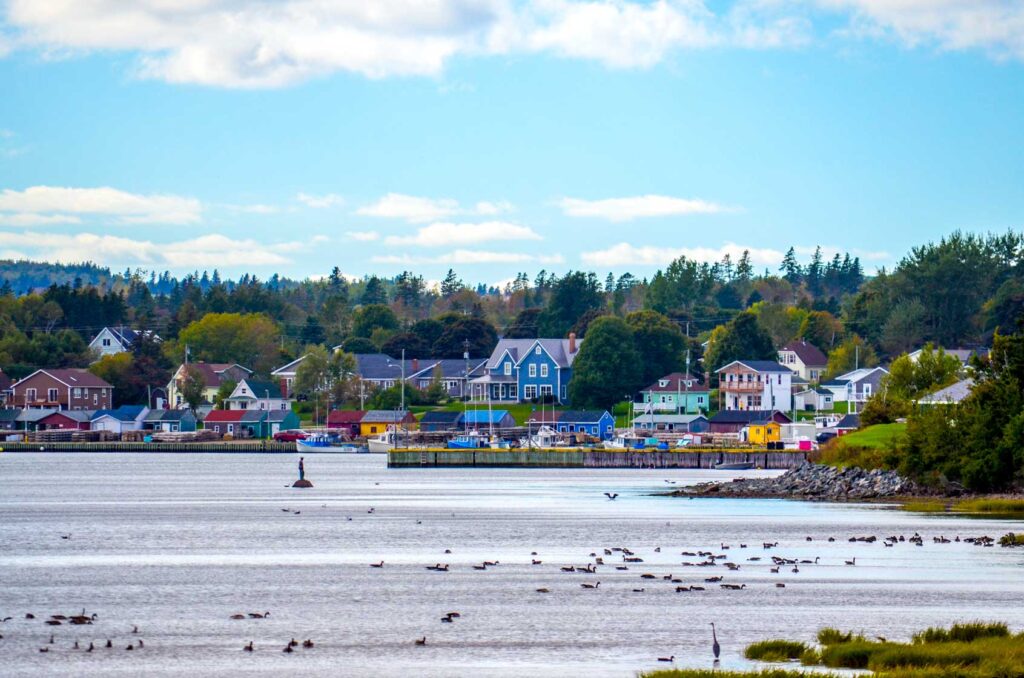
[{"x1": 0, "y1": 0, "x2": 1022, "y2": 285}]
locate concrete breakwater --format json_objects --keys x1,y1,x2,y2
[
  {"x1": 674, "y1": 461, "x2": 932, "y2": 500},
  {"x1": 387, "y1": 448, "x2": 808, "y2": 469}
]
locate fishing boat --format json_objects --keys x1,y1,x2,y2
[
  {"x1": 296, "y1": 433, "x2": 367, "y2": 454},
  {"x1": 367, "y1": 429, "x2": 404, "y2": 454},
  {"x1": 714, "y1": 460, "x2": 755, "y2": 471},
  {"x1": 603, "y1": 432, "x2": 648, "y2": 450},
  {"x1": 520, "y1": 425, "x2": 560, "y2": 448},
  {"x1": 447, "y1": 431, "x2": 489, "y2": 449}
]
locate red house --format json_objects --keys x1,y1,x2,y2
[
  {"x1": 203, "y1": 410, "x2": 247, "y2": 437},
  {"x1": 327, "y1": 410, "x2": 365, "y2": 437},
  {"x1": 36, "y1": 410, "x2": 92, "y2": 430},
  {"x1": 10, "y1": 369, "x2": 114, "y2": 410}
]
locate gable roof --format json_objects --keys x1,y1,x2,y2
[
  {"x1": 40, "y1": 410, "x2": 92, "y2": 423},
  {"x1": 0, "y1": 408, "x2": 22, "y2": 422},
  {"x1": 779, "y1": 340, "x2": 828, "y2": 366},
  {"x1": 823, "y1": 366, "x2": 889, "y2": 386},
  {"x1": 918, "y1": 378, "x2": 974, "y2": 405},
  {"x1": 558, "y1": 410, "x2": 612, "y2": 423},
  {"x1": 240, "y1": 410, "x2": 267, "y2": 422},
  {"x1": 16, "y1": 408, "x2": 55, "y2": 423},
  {"x1": 486, "y1": 338, "x2": 582, "y2": 370},
  {"x1": 233, "y1": 379, "x2": 284, "y2": 400},
  {"x1": 709, "y1": 409, "x2": 792, "y2": 424},
  {"x1": 327, "y1": 410, "x2": 366, "y2": 425},
  {"x1": 526, "y1": 410, "x2": 563, "y2": 423},
  {"x1": 361, "y1": 409, "x2": 413, "y2": 423},
  {"x1": 203, "y1": 410, "x2": 247, "y2": 423},
  {"x1": 641, "y1": 372, "x2": 707, "y2": 393},
  {"x1": 92, "y1": 405, "x2": 146, "y2": 422},
  {"x1": 463, "y1": 409, "x2": 511, "y2": 424},
  {"x1": 176, "y1": 363, "x2": 253, "y2": 389},
  {"x1": 13, "y1": 368, "x2": 113, "y2": 390},
  {"x1": 92, "y1": 326, "x2": 161, "y2": 349},
  {"x1": 835, "y1": 413, "x2": 860, "y2": 429},
  {"x1": 632, "y1": 413, "x2": 708, "y2": 425},
  {"x1": 146, "y1": 409, "x2": 196, "y2": 423},
  {"x1": 420, "y1": 411, "x2": 464, "y2": 425},
  {"x1": 408, "y1": 358, "x2": 487, "y2": 381},
  {"x1": 715, "y1": 360, "x2": 792, "y2": 374}
]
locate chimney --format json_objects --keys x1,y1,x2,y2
[
  {"x1": 568, "y1": 332, "x2": 577, "y2": 354},
  {"x1": 412, "y1": 358, "x2": 419, "y2": 373}
]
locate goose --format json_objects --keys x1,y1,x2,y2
[
  {"x1": 415, "y1": 637, "x2": 427, "y2": 646},
  {"x1": 446, "y1": 612, "x2": 461, "y2": 618},
  {"x1": 633, "y1": 588, "x2": 645, "y2": 593},
  {"x1": 302, "y1": 639, "x2": 314, "y2": 648},
  {"x1": 775, "y1": 583, "x2": 786, "y2": 588},
  {"x1": 132, "y1": 625, "x2": 139, "y2": 634},
  {"x1": 289, "y1": 638, "x2": 298, "y2": 648},
  {"x1": 138, "y1": 640, "x2": 144, "y2": 649},
  {"x1": 49, "y1": 634, "x2": 54, "y2": 644},
  {"x1": 473, "y1": 564, "x2": 487, "y2": 571},
  {"x1": 106, "y1": 639, "x2": 112, "y2": 648},
  {"x1": 25, "y1": 613, "x2": 35, "y2": 619},
  {"x1": 845, "y1": 558, "x2": 856, "y2": 566},
  {"x1": 604, "y1": 493, "x2": 618, "y2": 500},
  {"x1": 243, "y1": 641, "x2": 253, "y2": 652},
  {"x1": 770, "y1": 567, "x2": 779, "y2": 573},
  {"x1": 657, "y1": 655, "x2": 674, "y2": 662},
  {"x1": 370, "y1": 561, "x2": 384, "y2": 568},
  {"x1": 45, "y1": 620, "x2": 62, "y2": 626},
  {"x1": 532, "y1": 559, "x2": 543, "y2": 565},
  {"x1": 230, "y1": 614, "x2": 245, "y2": 620},
  {"x1": 441, "y1": 616, "x2": 454, "y2": 623},
  {"x1": 87, "y1": 642, "x2": 94, "y2": 652},
  {"x1": 1, "y1": 616, "x2": 10, "y2": 622},
  {"x1": 283, "y1": 645, "x2": 293, "y2": 653},
  {"x1": 74, "y1": 640, "x2": 79, "y2": 649},
  {"x1": 580, "y1": 582, "x2": 600, "y2": 589},
  {"x1": 561, "y1": 566, "x2": 576, "y2": 573},
  {"x1": 39, "y1": 647, "x2": 49, "y2": 653},
  {"x1": 536, "y1": 588, "x2": 550, "y2": 593},
  {"x1": 126, "y1": 643, "x2": 133, "y2": 651},
  {"x1": 616, "y1": 566, "x2": 629, "y2": 571}
]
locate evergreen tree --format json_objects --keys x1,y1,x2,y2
[
  {"x1": 440, "y1": 269, "x2": 462, "y2": 298},
  {"x1": 780, "y1": 247, "x2": 802, "y2": 285}
]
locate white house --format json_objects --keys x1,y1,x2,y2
[
  {"x1": 224, "y1": 378, "x2": 293, "y2": 411},
  {"x1": 793, "y1": 388, "x2": 834, "y2": 411},
  {"x1": 90, "y1": 405, "x2": 149, "y2": 434},
  {"x1": 715, "y1": 360, "x2": 794, "y2": 412},
  {"x1": 820, "y1": 367, "x2": 889, "y2": 403},
  {"x1": 777, "y1": 340, "x2": 829, "y2": 382},
  {"x1": 88, "y1": 327, "x2": 160, "y2": 360},
  {"x1": 917, "y1": 378, "x2": 974, "y2": 405}
]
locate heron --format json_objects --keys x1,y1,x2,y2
[{"x1": 711, "y1": 622, "x2": 721, "y2": 659}]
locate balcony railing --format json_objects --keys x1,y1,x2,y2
[{"x1": 719, "y1": 382, "x2": 766, "y2": 392}]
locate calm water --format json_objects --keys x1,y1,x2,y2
[{"x1": 0, "y1": 453, "x2": 1022, "y2": 677}]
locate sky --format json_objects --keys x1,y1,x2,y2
[{"x1": 0, "y1": 0, "x2": 1022, "y2": 286}]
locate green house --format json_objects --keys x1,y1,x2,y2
[
  {"x1": 639, "y1": 372, "x2": 710, "y2": 414},
  {"x1": 240, "y1": 409, "x2": 301, "y2": 439}
]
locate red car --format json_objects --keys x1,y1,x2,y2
[{"x1": 273, "y1": 430, "x2": 307, "y2": 442}]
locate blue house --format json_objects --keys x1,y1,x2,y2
[
  {"x1": 471, "y1": 335, "x2": 583, "y2": 404},
  {"x1": 556, "y1": 410, "x2": 615, "y2": 440}
]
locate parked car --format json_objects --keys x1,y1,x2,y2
[{"x1": 273, "y1": 430, "x2": 307, "y2": 442}]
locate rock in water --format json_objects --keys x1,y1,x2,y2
[{"x1": 292, "y1": 479, "x2": 313, "y2": 488}]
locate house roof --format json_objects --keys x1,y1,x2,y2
[
  {"x1": 265, "y1": 409, "x2": 296, "y2": 422},
  {"x1": 558, "y1": 410, "x2": 612, "y2": 424},
  {"x1": 918, "y1": 378, "x2": 974, "y2": 405},
  {"x1": 780, "y1": 340, "x2": 828, "y2": 366},
  {"x1": 327, "y1": 410, "x2": 366, "y2": 425},
  {"x1": 795, "y1": 388, "x2": 832, "y2": 396},
  {"x1": 40, "y1": 410, "x2": 92, "y2": 423},
  {"x1": 13, "y1": 368, "x2": 113, "y2": 389},
  {"x1": 353, "y1": 354, "x2": 410, "y2": 381},
  {"x1": 463, "y1": 409, "x2": 512, "y2": 424},
  {"x1": 16, "y1": 408, "x2": 55, "y2": 423},
  {"x1": 419, "y1": 411, "x2": 464, "y2": 425},
  {"x1": 92, "y1": 405, "x2": 146, "y2": 422},
  {"x1": 175, "y1": 363, "x2": 252, "y2": 389},
  {"x1": 271, "y1": 355, "x2": 307, "y2": 376},
  {"x1": 526, "y1": 410, "x2": 563, "y2": 423},
  {"x1": 146, "y1": 409, "x2": 196, "y2": 422},
  {"x1": 361, "y1": 409, "x2": 413, "y2": 423},
  {"x1": 204, "y1": 410, "x2": 247, "y2": 423},
  {"x1": 822, "y1": 366, "x2": 889, "y2": 386},
  {"x1": 233, "y1": 379, "x2": 284, "y2": 400},
  {"x1": 835, "y1": 413, "x2": 860, "y2": 429},
  {"x1": 485, "y1": 338, "x2": 582, "y2": 370},
  {"x1": 408, "y1": 358, "x2": 487, "y2": 381},
  {"x1": 240, "y1": 410, "x2": 267, "y2": 422},
  {"x1": 709, "y1": 409, "x2": 792, "y2": 424},
  {"x1": 0, "y1": 408, "x2": 22, "y2": 422},
  {"x1": 909, "y1": 347, "x2": 989, "y2": 365},
  {"x1": 641, "y1": 372, "x2": 707, "y2": 393},
  {"x1": 632, "y1": 414, "x2": 708, "y2": 425},
  {"x1": 715, "y1": 360, "x2": 792, "y2": 374}
]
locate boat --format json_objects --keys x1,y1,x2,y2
[
  {"x1": 520, "y1": 425, "x2": 561, "y2": 448},
  {"x1": 447, "y1": 431, "x2": 489, "y2": 449},
  {"x1": 714, "y1": 460, "x2": 755, "y2": 471},
  {"x1": 367, "y1": 429, "x2": 405, "y2": 454},
  {"x1": 603, "y1": 432, "x2": 648, "y2": 450},
  {"x1": 296, "y1": 433, "x2": 367, "y2": 454}
]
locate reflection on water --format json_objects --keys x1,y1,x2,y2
[{"x1": 0, "y1": 453, "x2": 1022, "y2": 677}]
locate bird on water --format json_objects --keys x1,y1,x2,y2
[{"x1": 711, "y1": 622, "x2": 721, "y2": 660}]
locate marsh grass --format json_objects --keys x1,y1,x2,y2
[
  {"x1": 912, "y1": 622, "x2": 1008, "y2": 644},
  {"x1": 901, "y1": 500, "x2": 948, "y2": 513},
  {"x1": 641, "y1": 670, "x2": 834, "y2": 678},
  {"x1": 955, "y1": 498, "x2": 1024, "y2": 514},
  {"x1": 816, "y1": 628, "x2": 860, "y2": 645},
  {"x1": 999, "y1": 532, "x2": 1024, "y2": 546},
  {"x1": 743, "y1": 640, "x2": 808, "y2": 662}
]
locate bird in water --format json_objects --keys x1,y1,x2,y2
[
  {"x1": 657, "y1": 655, "x2": 674, "y2": 662},
  {"x1": 415, "y1": 637, "x2": 427, "y2": 646},
  {"x1": 243, "y1": 641, "x2": 253, "y2": 652},
  {"x1": 604, "y1": 492, "x2": 618, "y2": 500},
  {"x1": 711, "y1": 622, "x2": 721, "y2": 660}
]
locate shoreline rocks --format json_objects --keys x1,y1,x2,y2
[{"x1": 672, "y1": 462, "x2": 940, "y2": 501}]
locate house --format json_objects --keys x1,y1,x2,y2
[
  {"x1": 327, "y1": 410, "x2": 366, "y2": 437},
  {"x1": 91, "y1": 405, "x2": 149, "y2": 434},
  {"x1": 471, "y1": 335, "x2": 583, "y2": 404},
  {"x1": 0, "y1": 408, "x2": 21, "y2": 431},
  {"x1": 36, "y1": 410, "x2": 92, "y2": 431},
  {"x1": 359, "y1": 410, "x2": 416, "y2": 436},
  {"x1": 708, "y1": 410, "x2": 792, "y2": 435},
  {"x1": 639, "y1": 373, "x2": 709, "y2": 414},
  {"x1": 908, "y1": 347, "x2": 988, "y2": 367},
  {"x1": 715, "y1": 361, "x2": 793, "y2": 412},
  {"x1": 264, "y1": 409, "x2": 301, "y2": 437},
  {"x1": 224, "y1": 378, "x2": 293, "y2": 411},
  {"x1": 556, "y1": 410, "x2": 615, "y2": 440},
  {"x1": 9, "y1": 369, "x2": 113, "y2": 411},
  {"x1": 780, "y1": 421, "x2": 817, "y2": 444},
  {"x1": 820, "y1": 367, "x2": 889, "y2": 403},
  {"x1": 408, "y1": 358, "x2": 488, "y2": 399},
  {"x1": 166, "y1": 362, "x2": 252, "y2": 408},
  {"x1": 834, "y1": 413, "x2": 860, "y2": 434},
  {"x1": 793, "y1": 388, "x2": 834, "y2": 411},
  {"x1": 269, "y1": 354, "x2": 311, "y2": 398},
  {"x1": 462, "y1": 409, "x2": 516, "y2": 431},
  {"x1": 143, "y1": 409, "x2": 198, "y2": 433},
  {"x1": 632, "y1": 413, "x2": 710, "y2": 433},
  {"x1": 203, "y1": 410, "x2": 248, "y2": 437},
  {"x1": 778, "y1": 340, "x2": 828, "y2": 382},
  {"x1": 526, "y1": 410, "x2": 563, "y2": 426},
  {"x1": 918, "y1": 378, "x2": 974, "y2": 405},
  {"x1": 88, "y1": 326, "x2": 160, "y2": 359},
  {"x1": 419, "y1": 410, "x2": 465, "y2": 432},
  {"x1": 744, "y1": 420, "x2": 781, "y2": 445}
]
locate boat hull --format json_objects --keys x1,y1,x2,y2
[
  {"x1": 714, "y1": 461, "x2": 755, "y2": 471},
  {"x1": 296, "y1": 440, "x2": 366, "y2": 454}
]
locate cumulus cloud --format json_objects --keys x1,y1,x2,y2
[
  {"x1": 297, "y1": 192, "x2": 345, "y2": 208},
  {"x1": 580, "y1": 241, "x2": 785, "y2": 266},
  {"x1": 559, "y1": 194, "x2": 732, "y2": 221},
  {"x1": 373, "y1": 249, "x2": 564, "y2": 265},
  {"x1": 0, "y1": 213, "x2": 82, "y2": 227},
  {"x1": 345, "y1": 230, "x2": 380, "y2": 241},
  {"x1": 384, "y1": 221, "x2": 541, "y2": 246},
  {"x1": 0, "y1": 230, "x2": 293, "y2": 269},
  {"x1": 0, "y1": 185, "x2": 202, "y2": 224},
  {"x1": 357, "y1": 193, "x2": 511, "y2": 223}
]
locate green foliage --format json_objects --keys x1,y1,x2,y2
[
  {"x1": 884, "y1": 345, "x2": 963, "y2": 401},
  {"x1": 703, "y1": 312, "x2": 776, "y2": 378},
  {"x1": 799, "y1": 310, "x2": 844, "y2": 352},
  {"x1": 752, "y1": 302, "x2": 807, "y2": 348},
  {"x1": 954, "y1": 498, "x2": 1024, "y2": 514},
  {"x1": 744, "y1": 640, "x2": 808, "y2": 662},
  {"x1": 179, "y1": 365, "x2": 207, "y2": 412},
  {"x1": 625, "y1": 310, "x2": 686, "y2": 387},
  {"x1": 814, "y1": 424, "x2": 904, "y2": 469},
  {"x1": 817, "y1": 628, "x2": 858, "y2": 645},
  {"x1": 173, "y1": 312, "x2": 281, "y2": 374},
  {"x1": 431, "y1": 315, "x2": 498, "y2": 359},
  {"x1": 538, "y1": 271, "x2": 603, "y2": 337},
  {"x1": 825, "y1": 334, "x2": 878, "y2": 378},
  {"x1": 295, "y1": 345, "x2": 357, "y2": 421},
  {"x1": 342, "y1": 336, "x2": 377, "y2": 354},
  {"x1": 351, "y1": 304, "x2": 399, "y2": 338},
  {"x1": 381, "y1": 332, "x2": 430, "y2": 359},
  {"x1": 213, "y1": 379, "x2": 236, "y2": 409},
  {"x1": 913, "y1": 623, "x2": 1008, "y2": 644},
  {"x1": 568, "y1": 316, "x2": 642, "y2": 409},
  {"x1": 504, "y1": 307, "x2": 542, "y2": 339}
]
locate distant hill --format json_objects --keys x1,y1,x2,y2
[{"x1": 0, "y1": 259, "x2": 118, "y2": 294}]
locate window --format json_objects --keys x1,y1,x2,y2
[
  {"x1": 281, "y1": 403, "x2": 287, "y2": 410},
  {"x1": 658, "y1": 380, "x2": 667, "y2": 387},
  {"x1": 259, "y1": 402, "x2": 266, "y2": 410},
  {"x1": 240, "y1": 402, "x2": 248, "y2": 410},
  {"x1": 509, "y1": 385, "x2": 517, "y2": 399},
  {"x1": 561, "y1": 385, "x2": 566, "y2": 400},
  {"x1": 862, "y1": 384, "x2": 872, "y2": 399},
  {"x1": 227, "y1": 424, "x2": 234, "y2": 434},
  {"x1": 540, "y1": 364, "x2": 548, "y2": 378},
  {"x1": 48, "y1": 388, "x2": 58, "y2": 402},
  {"x1": 540, "y1": 385, "x2": 552, "y2": 396},
  {"x1": 503, "y1": 362, "x2": 512, "y2": 376},
  {"x1": 26, "y1": 388, "x2": 37, "y2": 402},
  {"x1": 102, "y1": 338, "x2": 111, "y2": 347},
  {"x1": 529, "y1": 364, "x2": 537, "y2": 377},
  {"x1": 524, "y1": 385, "x2": 537, "y2": 399},
  {"x1": 93, "y1": 393, "x2": 99, "y2": 405},
  {"x1": 535, "y1": 346, "x2": 541, "y2": 355},
  {"x1": 697, "y1": 396, "x2": 705, "y2": 404}
]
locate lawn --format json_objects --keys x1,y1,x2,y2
[
  {"x1": 814, "y1": 423, "x2": 906, "y2": 469},
  {"x1": 835, "y1": 423, "x2": 906, "y2": 449}
]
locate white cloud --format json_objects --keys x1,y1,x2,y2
[
  {"x1": 385, "y1": 221, "x2": 541, "y2": 246},
  {"x1": 580, "y1": 241, "x2": 785, "y2": 266},
  {"x1": 0, "y1": 230, "x2": 293, "y2": 269},
  {"x1": 0, "y1": 186, "x2": 202, "y2": 224},
  {"x1": 373, "y1": 249, "x2": 564, "y2": 265},
  {"x1": 357, "y1": 193, "x2": 512, "y2": 223},
  {"x1": 297, "y1": 192, "x2": 345, "y2": 208},
  {"x1": 345, "y1": 230, "x2": 380, "y2": 242},
  {"x1": 559, "y1": 194, "x2": 732, "y2": 221},
  {"x1": 0, "y1": 213, "x2": 82, "y2": 227}
]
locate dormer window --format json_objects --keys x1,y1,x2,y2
[
  {"x1": 503, "y1": 362, "x2": 512, "y2": 376},
  {"x1": 658, "y1": 380, "x2": 668, "y2": 387}
]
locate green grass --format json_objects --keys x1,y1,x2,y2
[
  {"x1": 901, "y1": 500, "x2": 949, "y2": 513},
  {"x1": 816, "y1": 628, "x2": 860, "y2": 645},
  {"x1": 913, "y1": 623, "x2": 1008, "y2": 644},
  {"x1": 954, "y1": 498, "x2": 1024, "y2": 514},
  {"x1": 744, "y1": 640, "x2": 808, "y2": 662},
  {"x1": 813, "y1": 423, "x2": 906, "y2": 470},
  {"x1": 836, "y1": 423, "x2": 907, "y2": 449},
  {"x1": 642, "y1": 670, "x2": 831, "y2": 678},
  {"x1": 436, "y1": 401, "x2": 564, "y2": 426}
]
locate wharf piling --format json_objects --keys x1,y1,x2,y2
[
  {"x1": 0, "y1": 441, "x2": 296, "y2": 453},
  {"x1": 388, "y1": 448, "x2": 808, "y2": 469}
]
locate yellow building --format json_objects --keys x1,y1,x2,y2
[
  {"x1": 746, "y1": 420, "x2": 781, "y2": 445},
  {"x1": 359, "y1": 410, "x2": 415, "y2": 436}
]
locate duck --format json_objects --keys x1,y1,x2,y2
[
  {"x1": 580, "y1": 582, "x2": 600, "y2": 589},
  {"x1": 302, "y1": 639, "x2": 314, "y2": 648},
  {"x1": 138, "y1": 640, "x2": 144, "y2": 649},
  {"x1": 845, "y1": 558, "x2": 856, "y2": 566},
  {"x1": 535, "y1": 588, "x2": 550, "y2": 593},
  {"x1": 87, "y1": 642, "x2": 94, "y2": 652},
  {"x1": 657, "y1": 655, "x2": 675, "y2": 662},
  {"x1": 370, "y1": 561, "x2": 384, "y2": 568},
  {"x1": 230, "y1": 614, "x2": 245, "y2": 620},
  {"x1": 289, "y1": 638, "x2": 298, "y2": 648},
  {"x1": 132, "y1": 625, "x2": 139, "y2": 634},
  {"x1": 126, "y1": 643, "x2": 133, "y2": 651},
  {"x1": 106, "y1": 639, "x2": 112, "y2": 648},
  {"x1": 243, "y1": 641, "x2": 253, "y2": 652},
  {"x1": 415, "y1": 637, "x2": 427, "y2": 646},
  {"x1": 532, "y1": 559, "x2": 542, "y2": 565},
  {"x1": 283, "y1": 645, "x2": 293, "y2": 653}
]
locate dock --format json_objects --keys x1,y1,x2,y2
[
  {"x1": 387, "y1": 448, "x2": 809, "y2": 469},
  {"x1": 0, "y1": 441, "x2": 296, "y2": 453}
]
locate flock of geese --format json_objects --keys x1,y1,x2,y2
[{"x1": 0, "y1": 610, "x2": 145, "y2": 654}]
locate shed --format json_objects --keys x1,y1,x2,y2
[
  {"x1": 36, "y1": 410, "x2": 92, "y2": 431},
  {"x1": 793, "y1": 389, "x2": 834, "y2": 412},
  {"x1": 203, "y1": 409, "x2": 247, "y2": 437},
  {"x1": 143, "y1": 409, "x2": 198, "y2": 433},
  {"x1": 359, "y1": 410, "x2": 416, "y2": 436},
  {"x1": 632, "y1": 414, "x2": 710, "y2": 434},
  {"x1": 327, "y1": 410, "x2": 365, "y2": 436},
  {"x1": 419, "y1": 410, "x2": 465, "y2": 432},
  {"x1": 744, "y1": 420, "x2": 781, "y2": 445},
  {"x1": 708, "y1": 410, "x2": 792, "y2": 435},
  {"x1": 462, "y1": 409, "x2": 516, "y2": 430},
  {"x1": 91, "y1": 405, "x2": 149, "y2": 434},
  {"x1": 0, "y1": 408, "x2": 21, "y2": 430},
  {"x1": 556, "y1": 410, "x2": 615, "y2": 440}
]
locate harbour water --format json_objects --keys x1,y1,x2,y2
[{"x1": 1, "y1": 453, "x2": 1022, "y2": 677}]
